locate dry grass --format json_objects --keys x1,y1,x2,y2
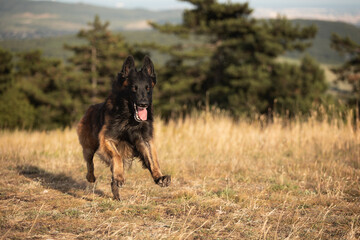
[{"x1": 0, "y1": 112, "x2": 359, "y2": 239}]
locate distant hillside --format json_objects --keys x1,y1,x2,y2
[
  {"x1": 0, "y1": 31, "x2": 183, "y2": 64},
  {"x1": 1, "y1": 0, "x2": 360, "y2": 64},
  {"x1": 286, "y1": 19, "x2": 360, "y2": 64},
  {"x1": 0, "y1": 0, "x2": 182, "y2": 39}
]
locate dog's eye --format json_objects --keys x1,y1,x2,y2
[{"x1": 132, "y1": 86, "x2": 138, "y2": 92}]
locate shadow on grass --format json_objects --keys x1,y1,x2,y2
[{"x1": 17, "y1": 165, "x2": 106, "y2": 200}]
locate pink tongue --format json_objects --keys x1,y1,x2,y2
[{"x1": 137, "y1": 107, "x2": 147, "y2": 121}]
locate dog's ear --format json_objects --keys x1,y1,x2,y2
[
  {"x1": 121, "y1": 55, "x2": 135, "y2": 77},
  {"x1": 117, "y1": 55, "x2": 135, "y2": 87},
  {"x1": 142, "y1": 56, "x2": 156, "y2": 87}
]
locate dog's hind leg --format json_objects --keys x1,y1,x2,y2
[
  {"x1": 136, "y1": 140, "x2": 171, "y2": 187},
  {"x1": 77, "y1": 106, "x2": 100, "y2": 184},
  {"x1": 83, "y1": 148, "x2": 96, "y2": 183}
]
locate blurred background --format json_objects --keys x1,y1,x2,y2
[{"x1": 0, "y1": 0, "x2": 359, "y2": 129}]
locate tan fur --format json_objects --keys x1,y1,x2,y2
[{"x1": 77, "y1": 56, "x2": 170, "y2": 200}]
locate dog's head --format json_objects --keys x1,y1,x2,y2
[{"x1": 115, "y1": 55, "x2": 156, "y2": 122}]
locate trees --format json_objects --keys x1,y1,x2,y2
[
  {"x1": 143, "y1": 43, "x2": 208, "y2": 118},
  {"x1": 150, "y1": 0, "x2": 327, "y2": 117},
  {"x1": 0, "y1": 48, "x2": 76, "y2": 129},
  {"x1": 0, "y1": 15, "x2": 147, "y2": 130},
  {"x1": 0, "y1": 47, "x2": 13, "y2": 94},
  {"x1": 65, "y1": 15, "x2": 145, "y2": 104},
  {"x1": 331, "y1": 33, "x2": 360, "y2": 107},
  {"x1": 15, "y1": 50, "x2": 79, "y2": 129},
  {"x1": 269, "y1": 56, "x2": 327, "y2": 116},
  {"x1": 0, "y1": 48, "x2": 36, "y2": 129},
  {"x1": 0, "y1": 7, "x2": 334, "y2": 129}
]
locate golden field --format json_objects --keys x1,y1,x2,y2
[{"x1": 0, "y1": 113, "x2": 359, "y2": 239}]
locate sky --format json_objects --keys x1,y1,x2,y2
[
  {"x1": 40, "y1": 0, "x2": 360, "y2": 10},
  {"x1": 35, "y1": 0, "x2": 360, "y2": 24}
]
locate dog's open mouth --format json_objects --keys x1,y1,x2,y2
[{"x1": 134, "y1": 103, "x2": 148, "y2": 122}]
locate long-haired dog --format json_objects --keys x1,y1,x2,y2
[{"x1": 77, "y1": 56, "x2": 170, "y2": 200}]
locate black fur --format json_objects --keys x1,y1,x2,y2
[{"x1": 77, "y1": 55, "x2": 170, "y2": 200}]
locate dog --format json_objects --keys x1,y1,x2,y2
[{"x1": 77, "y1": 55, "x2": 171, "y2": 200}]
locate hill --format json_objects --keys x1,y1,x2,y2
[
  {"x1": 0, "y1": 31, "x2": 185, "y2": 65},
  {"x1": 0, "y1": 0, "x2": 182, "y2": 39},
  {"x1": 286, "y1": 19, "x2": 360, "y2": 64},
  {"x1": 1, "y1": 0, "x2": 360, "y2": 64}
]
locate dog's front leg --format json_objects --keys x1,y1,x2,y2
[
  {"x1": 99, "y1": 133, "x2": 125, "y2": 200},
  {"x1": 108, "y1": 140, "x2": 125, "y2": 200},
  {"x1": 135, "y1": 140, "x2": 171, "y2": 187}
]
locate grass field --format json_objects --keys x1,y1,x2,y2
[{"x1": 0, "y1": 113, "x2": 359, "y2": 239}]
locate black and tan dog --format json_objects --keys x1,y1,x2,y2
[{"x1": 77, "y1": 56, "x2": 171, "y2": 200}]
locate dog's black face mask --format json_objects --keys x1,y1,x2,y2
[{"x1": 116, "y1": 56, "x2": 156, "y2": 122}]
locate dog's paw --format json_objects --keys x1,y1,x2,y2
[
  {"x1": 111, "y1": 180, "x2": 124, "y2": 201},
  {"x1": 86, "y1": 173, "x2": 96, "y2": 183},
  {"x1": 112, "y1": 190, "x2": 121, "y2": 201},
  {"x1": 155, "y1": 175, "x2": 171, "y2": 187}
]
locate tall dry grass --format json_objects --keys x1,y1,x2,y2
[{"x1": 0, "y1": 112, "x2": 359, "y2": 239}]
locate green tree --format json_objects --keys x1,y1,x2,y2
[
  {"x1": 330, "y1": 33, "x2": 360, "y2": 106},
  {"x1": 270, "y1": 56, "x2": 327, "y2": 116},
  {"x1": 15, "y1": 50, "x2": 77, "y2": 129},
  {"x1": 0, "y1": 47, "x2": 13, "y2": 93},
  {"x1": 0, "y1": 87, "x2": 36, "y2": 129},
  {"x1": 65, "y1": 15, "x2": 145, "y2": 104},
  {"x1": 150, "y1": 0, "x2": 327, "y2": 117},
  {"x1": 1, "y1": 16, "x2": 148, "y2": 130},
  {"x1": 142, "y1": 42, "x2": 208, "y2": 118},
  {"x1": 0, "y1": 48, "x2": 36, "y2": 129}
]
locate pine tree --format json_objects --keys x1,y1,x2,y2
[
  {"x1": 15, "y1": 50, "x2": 77, "y2": 129},
  {"x1": 330, "y1": 33, "x2": 360, "y2": 106},
  {"x1": 65, "y1": 15, "x2": 145, "y2": 104},
  {"x1": 0, "y1": 87, "x2": 36, "y2": 129},
  {"x1": 0, "y1": 48, "x2": 36, "y2": 129},
  {"x1": 1, "y1": 16, "x2": 148, "y2": 129},
  {"x1": 0, "y1": 47, "x2": 13, "y2": 93},
  {"x1": 150, "y1": 0, "x2": 326, "y2": 117},
  {"x1": 141, "y1": 42, "x2": 208, "y2": 118},
  {"x1": 269, "y1": 56, "x2": 327, "y2": 116}
]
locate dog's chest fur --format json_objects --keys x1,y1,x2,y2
[{"x1": 105, "y1": 96, "x2": 154, "y2": 145}]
